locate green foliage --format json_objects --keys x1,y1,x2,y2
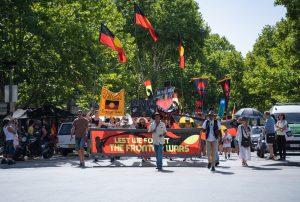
[{"x1": 0, "y1": 0, "x2": 298, "y2": 115}]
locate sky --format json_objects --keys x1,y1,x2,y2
[{"x1": 196, "y1": 0, "x2": 287, "y2": 57}]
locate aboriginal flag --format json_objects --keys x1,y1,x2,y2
[
  {"x1": 134, "y1": 3, "x2": 158, "y2": 42},
  {"x1": 99, "y1": 24, "x2": 126, "y2": 63},
  {"x1": 178, "y1": 39, "x2": 184, "y2": 70},
  {"x1": 218, "y1": 78, "x2": 231, "y2": 110},
  {"x1": 105, "y1": 100, "x2": 119, "y2": 110}
]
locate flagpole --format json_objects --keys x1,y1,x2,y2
[
  {"x1": 134, "y1": 16, "x2": 141, "y2": 100},
  {"x1": 180, "y1": 70, "x2": 184, "y2": 113}
]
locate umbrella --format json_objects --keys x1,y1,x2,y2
[
  {"x1": 235, "y1": 108, "x2": 263, "y2": 119},
  {"x1": 28, "y1": 105, "x2": 74, "y2": 118}
]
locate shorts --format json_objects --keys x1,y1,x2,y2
[
  {"x1": 5, "y1": 140, "x2": 15, "y2": 155},
  {"x1": 75, "y1": 136, "x2": 86, "y2": 150},
  {"x1": 266, "y1": 133, "x2": 275, "y2": 144}
]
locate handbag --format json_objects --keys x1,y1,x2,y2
[{"x1": 241, "y1": 126, "x2": 251, "y2": 147}]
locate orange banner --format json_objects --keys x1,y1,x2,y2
[{"x1": 98, "y1": 87, "x2": 125, "y2": 116}]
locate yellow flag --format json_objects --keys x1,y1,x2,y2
[{"x1": 98, "y1": 87, "x2": 125, "y2": 116}]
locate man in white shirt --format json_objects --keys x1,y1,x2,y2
[
  {"x1": 148, "y1": 112, "x2": 167, "y2": 171},
  {"x1": 202, "y1": 111, "x2": 221, "y2": 171}
]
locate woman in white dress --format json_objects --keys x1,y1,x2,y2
[{"x1": 237, "y1": 117, "x2": 252, "y2": 166}]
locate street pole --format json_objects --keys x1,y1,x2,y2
[{"x1": 9, "y1": 63, "x2": 12, "y2": 115}]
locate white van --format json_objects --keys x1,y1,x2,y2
[
  {"x1": 57, "y1": 122, "x2": 75, "y2": 156},
  {"x1": 270, "y1": 103, "x2": 300, "y2": 149}
]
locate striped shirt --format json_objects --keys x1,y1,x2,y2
[{"x1": 265, "y1": 117, "x2": 275, "y2": 134}]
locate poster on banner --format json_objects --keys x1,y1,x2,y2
[
  {"x1": 130, "y1": 99, "x2": 156, "y2": 117},
  {"x1": 90, "y1": 128, "x2": 201, "y2": 157},
  {"x1": 156, "y1": 86, "x2": 175, "y2": 100},
  {"x1": 98, "y1": 87, "x2": 125, "y2": 116}
]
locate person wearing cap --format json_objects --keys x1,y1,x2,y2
[
  {"x1": 202, "y1": 111, "x2": 221, "y2": 171},
  {"x1": 148, "y1": 112, "x2": 167, "y2": 171},
  {"x1": 71, "y1": 110, "x2": 89, "y2": 167},
  {"x1": 2, "y1": 117, "x2": 17, "y2": 165}
]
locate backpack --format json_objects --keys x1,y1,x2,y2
[{"x1": 241, "y1": 126, "x2": 251, "y2": 147}]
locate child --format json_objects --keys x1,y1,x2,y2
[{"x1": 222, "y1": 129, "x2": 232, "y2": 159}]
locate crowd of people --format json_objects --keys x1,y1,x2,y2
[{"x1": 1, "y1": 108, "x2": 289, "y2": 171}]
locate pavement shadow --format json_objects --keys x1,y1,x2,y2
[
  {"x1": 159, "y1": 169, "x2": 174, "y2": 173},
  {"x1": 262, "y1": 161, "x2": 300, "y2": 167},
  {"x1": 213, "y1": 170, "x2": 235, "y2": 175},
  {"x1": 167, "y1": 160, "x2": 207, "y2": 167},
  {"x1": 0, "y1": 157, "x2": 80, "y2": 169},
  {"x1": 246, "y1": 166, "x2": 282, "y2": 171}
]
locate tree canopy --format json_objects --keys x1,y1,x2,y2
[{"x1": 0, "y1": 0, "x2": 298, "y2": 114}]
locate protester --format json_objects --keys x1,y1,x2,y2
[
  {"x1": 237, "y1": 117, "x2": 251, "y2": 166},
  {"x1": 27, "y1": 120, "x2": 35, "y2": 136},
  {"x1": 71, "y1": 110, "x2": 89, "y2": 167},
  {"x1": 275, "y1": 113, "x2": 287, "y2": 160},
  {"x1": 136, "y1": 117, "x2": 150, "y2": 162},
  {"x1": 216, "y1": 116, "x2": 223, "y2": 155},
  {"x1": 148, "y1": 112, "x2": 167, "y2": 171},
  {"x1": 202, "y1": 111, "x2": 221, "y2": 171},
  {"x1": 264, "y1": 111, "x2": 276, "y2": 160},
  {"x1": 2, "y1": 117, "x2": 17, "y2": 165},
  {"x1": 222, "y1": 128, "x2": 232, "y2": 159}
]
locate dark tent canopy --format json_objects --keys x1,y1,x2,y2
[{"x1": 28, "y1": 105, "x2": 74, "y2": 119}]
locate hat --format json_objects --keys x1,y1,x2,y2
[
  {"x1": 152, "y1": 112, "x2": 163, "y2": 120},
  {"x1": 208, "y1": 110, "x2": 214, "y2": 116},
  {"x1": 3, "y1": 116, "x2": 11, "y2": 121}
]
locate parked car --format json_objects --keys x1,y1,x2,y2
[
  {"x1": 57, "y1": 122, "x2": 75, "y2": 156},
  {"x1": 251, "y1": 126, "x2": 264, "y2": 152}
]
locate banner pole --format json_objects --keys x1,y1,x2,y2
[
  {"x1": 180, "y1": 70, "x2": 184, "y2": 113},
  {"x1": 134, "y1": 19, "x2": 141, "y2": 100}
]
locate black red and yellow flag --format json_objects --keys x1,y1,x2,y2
[
  {"x1": 143, "y1": 80, "x2": 153, "y2": 97},
  {"x1": 134, "y1": 3, "x2": 158, "y2": 42},
  {"x1": 99, "y1": 24, "x2": 126, "y2": 63},
  {"x1": 192, "y1": 76, "x2": 208, "y2": 111},
  {"x1": 218, "y1": 77, "x2": 231, "y2": 110},
  {"x1": 178, "y1": 39, "x2": 184, "y2": 70}
]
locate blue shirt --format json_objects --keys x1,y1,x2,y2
[{"x1": 265, "y1": 117, "x2": 275, "y2": 134}]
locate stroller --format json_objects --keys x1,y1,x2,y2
[{"x1": 256, "y1": 132, "x2": 268, "y2": 158}]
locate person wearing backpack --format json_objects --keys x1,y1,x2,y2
[
  {"x1": 202, "y1": 111, "x2": 221, "y2": 171},
  {"x1": 237, "y1": 117, "x2": 252, "y2": 166}
]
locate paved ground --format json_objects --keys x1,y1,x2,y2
[{"x1": 1, "y1": 152, "x2": 300, "y2": 202}]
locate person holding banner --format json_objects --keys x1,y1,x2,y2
[
  {"x1": 202, "y1": 111, "x2": 221, "y2": 172},
  {"x1": 148, "y1": 112, "x2": 167, "y2": 171}
]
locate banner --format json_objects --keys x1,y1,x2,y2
[
  {"x1": 90, "y1": 128, "x2": 201, "y2": 157},
  {"x1": 98, "y1": 87, "x2": 125, "y2": 116},
  {"x1": 218, "y1": 98, "x2": 226, "y2": 119},
  {"x1": 130, "y1": 99, "x2": 156, "y2": 117},
  {"x1": 192, "y1": 77, "x2": 208, "y2": 111},
  {"x1": 218, "y1": 78, "x2": 231, "y2": 110},
  {"x1": 156, "y1": 86, "x2": 175, "y2": 100},
  {"x1": 195, "y1": 100, "x2": 202, "y2": 113}
]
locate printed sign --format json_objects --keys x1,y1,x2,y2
[
  {"x1": 90, "y1": 128, "x2": 201, "y2": 157},
  {"x1": 130, "y1": 99, "x2": 156, "y2": 117}
]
